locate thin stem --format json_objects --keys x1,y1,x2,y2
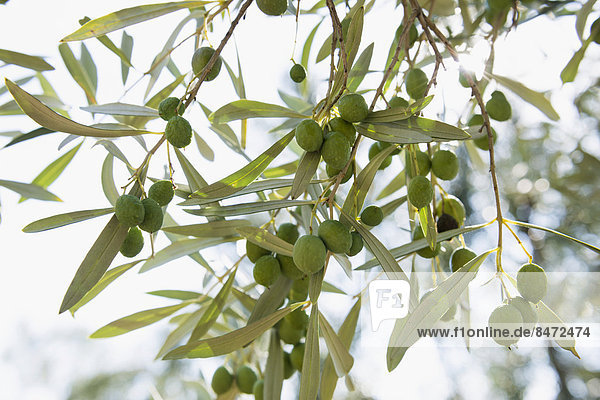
[{"x1": 413, "y1": 1, "x2": 505, "y2": 272}]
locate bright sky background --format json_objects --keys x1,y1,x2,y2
[{"x1": 1, "y1": 1, "x2": 599, "y2": 399}]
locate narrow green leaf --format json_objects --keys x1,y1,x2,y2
[
  {"x1": 264, "y1": 161, "x2": 299, "y2": 178},
  {"x1": 377, "y1": 171, "x2": 406, "y2": 200},
  {"x1": 356, "y1": 224, "x2": 487, "y2": 271},
  {"x1": 144, "y1": 11, "x2": 199, "y2": 98},
  {"x1": 185, "y1": 199, "x2": 315, "y2": 217},
  {"x1": 278, "y1": 91, "x2": 313, "y2": 113},
  {"x1": 101, "y1": 154, "x2": 119, "y2": 206},
  {"x1": 0, "y1": 76, "x2": 34, "y2": 96},
  {"x1": 189, "y1": 270, "x2": 237, "y2": 341},
  {"x1": 162, "y1": 220, "x2": 251, "y2": 237},
  {"x1": 5, "y1": 79, "x2": 154, "y2": 137},
  {"x1": 223, "y1": 58, "x2": 247, "y2": 100},
  {"x1": 190, "y1": 131, "x2": 295, "y2": 199},
  {"x1": 180, "y1": 178, "x2": 315, "y2": 206},
  {"x1": 0, "y1": 95, "x2": 65, "y2": 116},
  {"x1": 291, "y1": 151, "x2": 321, "y2": 199},
  {"x1": 140, "y1": 237, "x2": 238, "y2": 273},
  {"x1": 173, "y1": 147, "x2": 209, "y2": 193},
  {"x1": 344, "y1": 214, "x2": 408, "y2": 280},
  {"x1": 364, "y1": 96, "x2": 433, "y2": 123},
  {"x1": 23, "y1": 207, "x2": 114, "y2": 233},
  {"x1": 209, "y1": 100, "x2": 308, "y2": 124},
  {"x1": 319, "y1": 312, "x2": 354, "y2": 377},
  {"x1": 576, "y1": 0, "x2": 597, "y2": 42},
  {"x1": 58, "y1": 43, "x2": 96, "y2": 104},
  {"x1": 90, "y1": 301, "x2": 191, "y2": 338},
  {"x1": 418, "y1": 205, "x2": 436, "y2": 251},
  {"x1": 148, "y1": 290, "x2": 201, "y2": 301},
  {"x1": 488, "y1": 72, "x2": 560, "y2": 121},
  {"x1": 301, "y1": 19, "x2": 323, "y2": 68},
  {"x1": 163, "y1": 303, "x2": 303, "y2": 359},
  {"x1": 77, "y1": 16, "x2": 133, "y2": 70},
  {"x1": 247, "y1": 276, "x2": 294, "y2": 325},
  {"x1": 59, "y1": 215, "x2": 129, "y2": 313},
  {"x1": 20, "y1": 142, "x2": 82, "y2": 202},
  {"x1": 95, "y1": 140, "x2": 132, "y2": 168},
  {"x1": 155, "y1": 302, "x2": 212, "y2": 359},
  {"x1": 387, "y1": 250, "x2": 495, "y2": 370},
  {"x1": 161, "y1": 212, "x2": 214, "y2": 273},
  {"x1": 299, "y1": 305, "x2": 320, "y2": 400},
  {"x1": 80, "y1": 43, "x2": 98, "y2": 92},
  {"x1": 237, "y1": 226, "x2": 294, "y2": 257},
  {"x1": 331, "y1": 7, "x2": 364, "y2": 96},
  {"x1": 61, "y1": 1, "x2": 212, "y2": 41},
  {"x1": 121, "y1": 31, "x2": 134, "y2": 84},
  {"x1": 537, "y1": 301, "x2": 580, "y2": 358},
  {"x1": 194, "y1": 132, "x2": 215, "y2": 161},
  {"x1": 199, "y1": 103, "x2": 243, "y2": 154},
  {"x1": 347, "y1": 42, "x2": 373, "y2": 92},
  {"x1": 342, "y1": 145, "x2": 396, "y2": 220},
  {"x1": 3, "y1": 127, "x2": 54, "y2": 148},
  {"x1": 357, "y1": 117, "x2": 470, "y2": 143},
  {"x1": 264, "y1": 330, "x2": 284, "y2": 400},
  {"x1": 320, "y1": 298, "x2": 360, "y2": 400},
  {"x1": 81, "y1": 103, "x2": 158, "y2": 117},
  {"x1": 0, "y1": 48, "x2": 54, "y2": 71},
  {"x1": 69, "y1": 260, "x2": 142, "y2": 315},
  {"x1": 560, "y1": 40, "x2": 590, "y2": 84},
  {"x1": 321, "y1": 281, "x2": 347, "y2": 295},
  {"x1": 309, "y1": 267, "x2": 325, "y2": 302},
  {"x1": 0, "y1": 179, "x2": 61, "y2": 202},
  {"x1": 507, "y1": 220, "x2": 600, "y2": 254}
]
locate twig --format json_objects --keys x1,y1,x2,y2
[
  {"x1": 369, "y1": 9, "x2": 418, "y2": 110},
  {"x1": 414, "y1": 0, "x2": 505, "y2": 272}
]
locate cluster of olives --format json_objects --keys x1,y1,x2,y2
[
  {"x1": 295, "y1": 93, "x2": 369, "y2": 177},
  {"x1": 406, "y1": 147, "x2": 459, "y2": 214},
  {"x1": 488, "y1": 263, "x2": 548, "y2": 346},
  {"x1": 292, "y1": 217, "x2": 364, "y2": 276},
  {"x1": 116, "y1": 180, "x2": 174, "y2": 257},
  {"x1": 159, "y1": 46, "x2": 223, "y2": 148},
  {"x1": 247, "y1": 223, "x2": 304, "y2": 287},
  {"x1": 211, "y1": 364, "x2": 264, "y2": 397}
]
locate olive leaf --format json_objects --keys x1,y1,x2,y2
[
  {"x1": 188, "y1": 269, "x2": 237, "y2": 342},
  {"x1": 387, "y1": 249, "x2": 495, "y2": 371},
  {"x1": 81, "y1": 103, "x2": 158, "y2": 117},
  {"x1": 58, "y1": 43, "x2": 96, "y2": 104},
  {"x1": 163, "y1": 303, "x2": 303, "y2": 359},
  {"x1": 209, "y1": 100, "x2": 308, "y2": 124},
  {"x1": 69, "y1": 260, "x2": 142, "y2": 315},
  {"x1": 299, "y1": 305, "x2": 320, "y2": 400},
  {"x1": 356, "y1": 223, "x2": 488, "y2": 271},
  {"x1": 90, "y1": 301, "x2": 193, "y2": 338},
  {"x1": 189, "y1": 131, "x2": 295, "y2": 199},
  {"x1": 264, "y1": 331, "x2": 284, "y2": 400},
  {"x1": 319, "y1": 311, "x2": 354, "y2": 377},
  {"x1": 291, "y1": 151, "x2": 321, "y2": 199},
  {"x1": 139, "y1": 237, "x2": 238, "y2": 273},
  {"x1": 507, "y1": 220, "x2": 600, "y2": 254},
  {"x1": 320, "y1": 298, "x2": 360, "y2": 400},
  {"x1": 61, "y1": 1, "x2": 212, "y2": 41},
  {"x1": 487, "y1": 72, "x2": 560, "y2": 121},
  {"x1": 162, "y1": 220, "x2": 251, "y2": 237},
  {"x1": 237, "y1": 226, "x2": 294, "y2": 257},
  {"x1": 5, "y1": 79, "x2": 156, "y2": 137},
  {"x1": 0, "y1": 48, "x2": 54, "y2": 71},
  {"x1": 23, "y1": 207, "x2": 114, "y2": 233},
  {"x1": 341, "y1": 144, "x2": 397, "y2": 221},
  {"x1": 247, "y1": 276, "x2": 294, "y2": 325},
  {"x1": 186, "y1": 199, "x2": 315, "y2": 217}
]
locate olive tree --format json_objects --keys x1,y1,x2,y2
[{"x1": 1, "y1": 0, "x2": 599, "y2": 398}]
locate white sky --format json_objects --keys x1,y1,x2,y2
[{"x1": 0, "y1": 1, "x2": 599, "y2": 399}]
